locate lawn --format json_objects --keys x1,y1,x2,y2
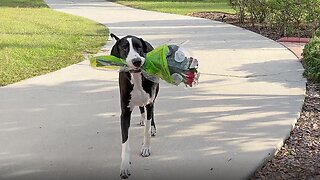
[
  {"x1": 0, "y1": 0, "x2": 108, "y2": 86},
  {"x1": 112, "y1": 0, "x2": 235, "y2": 15}
]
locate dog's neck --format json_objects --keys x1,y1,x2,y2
[
  {"x1": 129, "y1": 69, "x2": 141, "y2": 73},
  {"x1": 128, "y1": 72, "x2": 150, "y2": 110},
  {"x1": 130, "y1": 72, "x2": 142, "y2": 88}
]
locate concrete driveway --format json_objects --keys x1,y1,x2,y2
[{"x1": 0, "y1": 0, "x2": 305, "y2": 179}]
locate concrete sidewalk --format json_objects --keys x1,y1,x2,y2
[{"x1": 0, "y1": 0, "x2": 306, "y2": 179}]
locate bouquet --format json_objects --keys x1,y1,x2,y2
[{"x1": 90, "y1": 44, "x2": 199, "y2": 87}]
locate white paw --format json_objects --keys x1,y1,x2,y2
[
  {"x1": 151, "y1": 126, "x2": 156, "y2": 136},
  {"x1": 140, "y1": 146, "x2": 151, "y2": 157},
  {"x1": 120, "y1": 161, "x2": 131, "y2": 179}
]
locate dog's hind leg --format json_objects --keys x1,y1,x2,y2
[
  {"x1": 141, "y1": 103, "x2": 153, "y2": 157},
  {"x1": 139, "y1": 106, "x2": 146, "y2": 126},
  {"x1": 151, "y1": 115, "x2": 156, "y2": 136},
  {"x1": 150, "y1": 85, "x2": 159, "y2": 136}
]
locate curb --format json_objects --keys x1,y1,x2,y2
[
  {"x1": 277, "y1": 37, "x2": 309, "y2": 60},
  {"x1": 278, "y1": 42, "x2": 304, "y2": 60},
  {"x1": 277, "y1": 37, "x2": 310, "y2": 43}
]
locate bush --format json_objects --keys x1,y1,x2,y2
[
  {"x1": 245, "y1": 0, "x2": 268, "y2": 25},
  {"x1": 229, "y1": 0, "x2": 268, "y2": 25},
  {"x1": 303, "y1": 29, "x2": 320, "y2": 81},
  {"x1": 268, "y1": 0, "x2": 320, "y2": 37},
  {"x1": 230, "y1": 0, "x2": 320, "y2": 36},
  {"x1": 229, "y1": 0, "x2": 246, "y2": 23}
]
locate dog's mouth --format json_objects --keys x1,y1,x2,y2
[{"x1": 126, "y1": 57, "x2": 144, "y2": 72}]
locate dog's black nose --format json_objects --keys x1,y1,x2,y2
[{"x1": 132, "y1": 58, "x2": 142, "y2": 67}]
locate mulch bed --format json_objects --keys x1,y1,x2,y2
[
  {"x1": 189, "y1": 12, "x2": 313, "y2": 41},
  {"x1": 190, "y1": 12, "x2": 320, "y2": 180},
  {"x1": 252, "y1": 81, "x2": 320, "y2": 179}
]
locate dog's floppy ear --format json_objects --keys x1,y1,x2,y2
[
  {"x1": 110, "y1": 40, "x2": 121, "y2": 57},
  {"x1": 110, "y1": 33, "x2": 120, "y2": 41},
  {"x1": 140, "y1": 38, "x2": 153, "y2": 53}
]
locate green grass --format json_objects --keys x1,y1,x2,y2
[
  {"x1": 0, "y1": 0, "x2": 108, "y2": 86},
  {"x1": 0, "y1": 0, "x2": 48, "y2": 8},
  {"x1": 113, "y1": 0, "x2": 235, "y2": 15}
]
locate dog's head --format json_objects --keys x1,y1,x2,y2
[{"x1": 110, "y1": 33, "x2": 153, "y2": 70}]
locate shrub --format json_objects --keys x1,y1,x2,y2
[
  {"x1": 268, "y1": 0, "x2": 320, "y2": 37},
  {"x1": 230, "y1": 0, "x2": 320, "y2": 36},
  {"x1": 229, "y1": 0, "x2": 246, "y2": 23},
  {"x1": 245, "y1": 0, "x2": 268, "y2": 25},
  {"x1": 229, "y1": 0, "x2": 268, "y2": 25},
  {"x1": 305, "y1": 0, "x2": 320, "y2": 31},
  {"x1": 303, "y1": 29, "x2": 320, "y2": 81}
]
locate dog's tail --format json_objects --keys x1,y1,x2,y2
[{"x1": 110, "y1": 33, "x2": 120, "y2": 41}]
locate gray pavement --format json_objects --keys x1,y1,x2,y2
[{"x1": 0, "y1": 0, "x2": 306, "y2": 179}]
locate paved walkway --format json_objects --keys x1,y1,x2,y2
[{"x1": 0, "y1": 0, "x2": 306, "y2": 179}]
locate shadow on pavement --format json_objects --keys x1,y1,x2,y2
[{"x1": 0, "y1": 74, "x2": 304, "y2": 179}]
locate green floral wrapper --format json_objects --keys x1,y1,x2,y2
[{"x1": 90, "y1": 44, "x2": 199, "y2": 87}]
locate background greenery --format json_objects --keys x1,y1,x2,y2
[
  {"x1": 303, "y1": 30, "x2": 320, "y2": 81},
  {"x1": 113, "y1": 0, "x2": 319, "y2": 37},
  {"x1": 0, "y1": 0, "x2": 108, "y2": 86},
  {"x1": 230, "y1": 0, "x2": 320, "y2": 37},
  {"x1": 113, "y1": 0, "x2": 320, "y2": 81}
]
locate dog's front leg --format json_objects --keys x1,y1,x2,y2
[
  {"x1": 120, "y1": 107, "x2": 132, "y2": 179},
  {"x1": 141, "y1": 103, "x2": 153, "y2": 157},
  {"x1": 139, "y1": 106, "x2": 146, "y2": 126}
]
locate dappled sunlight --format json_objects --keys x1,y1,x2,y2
[
  {"x1": 83, "y1": 86, "x2": 118, "y2": 93},
  {"x1": 0, "y1": 152, "x2": 35, "y2": 161},
  {"x1": 2, "y1": 169, "x2": 46, "y2": 178},
  {"x1": 169, "y1": 123, "x2": 219, "y2": 137},
  {"x1": 249, "y1": 117, "x2": 297, "y2": 127},
  {"x1": 231, "y1": 138, "x2": 277, "y2": 152},
  {"x1": 151, "y1": 83, "x2": 304, "y2": 170},
  {"x1": 0, "y1": 71, "x2": 302, "y2": 178},
  {"x1": 0, "y1": 127, "x2": 31, "y2": 132},
  {"x1": 232, "y1": 59, "x2": 305, "y2": 89},
  {"x1": 25, "y1": 107, "x2": 46, "y2": 112},
  {"x1": 0, "y1": 62, "x2": 301, "y2": 177},
  {"x1": 152, "y1": 155, "x2": 180, "y2": 162},
  {"x1": 0, "y1": 76, "x2": 122, "y2": 179},
  {"x1": 95, "y1": 112, "x2": 118, "y2": 118},
  {"x1": 178, "y1": 106, "x2": 257, "y2": 114},
  {"x1": 198, "y1": 146, "x2": 226, "y2": 156}
]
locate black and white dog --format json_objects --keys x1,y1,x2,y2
[{"x1": 110, "y1": 33, "x2": 159, "y2": 179}]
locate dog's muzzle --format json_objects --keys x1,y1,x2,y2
[{"x1": 132, "y1": 58, "x2": 142, "y2": 68}]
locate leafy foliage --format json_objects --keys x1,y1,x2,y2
[
  {"x1": 229, "y1": 0, "x2": 268, "y2": 25},
  {"x1": 230, "y1": 0, "x2": 320, "y2": 36},
  {"x1": 268, "y1": 0, "x2": 320, "y2": 36},
  {"x1": 303, "y1": 30, "x2": 320, "y2": 81}
]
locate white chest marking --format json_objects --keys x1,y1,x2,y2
[{"x1": 128, "y1": 73, "x2": 151, "y2": 110}]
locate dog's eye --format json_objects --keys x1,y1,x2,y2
[{"x1": 136, "y1": 45, "x2": 142, "y2": 51}]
